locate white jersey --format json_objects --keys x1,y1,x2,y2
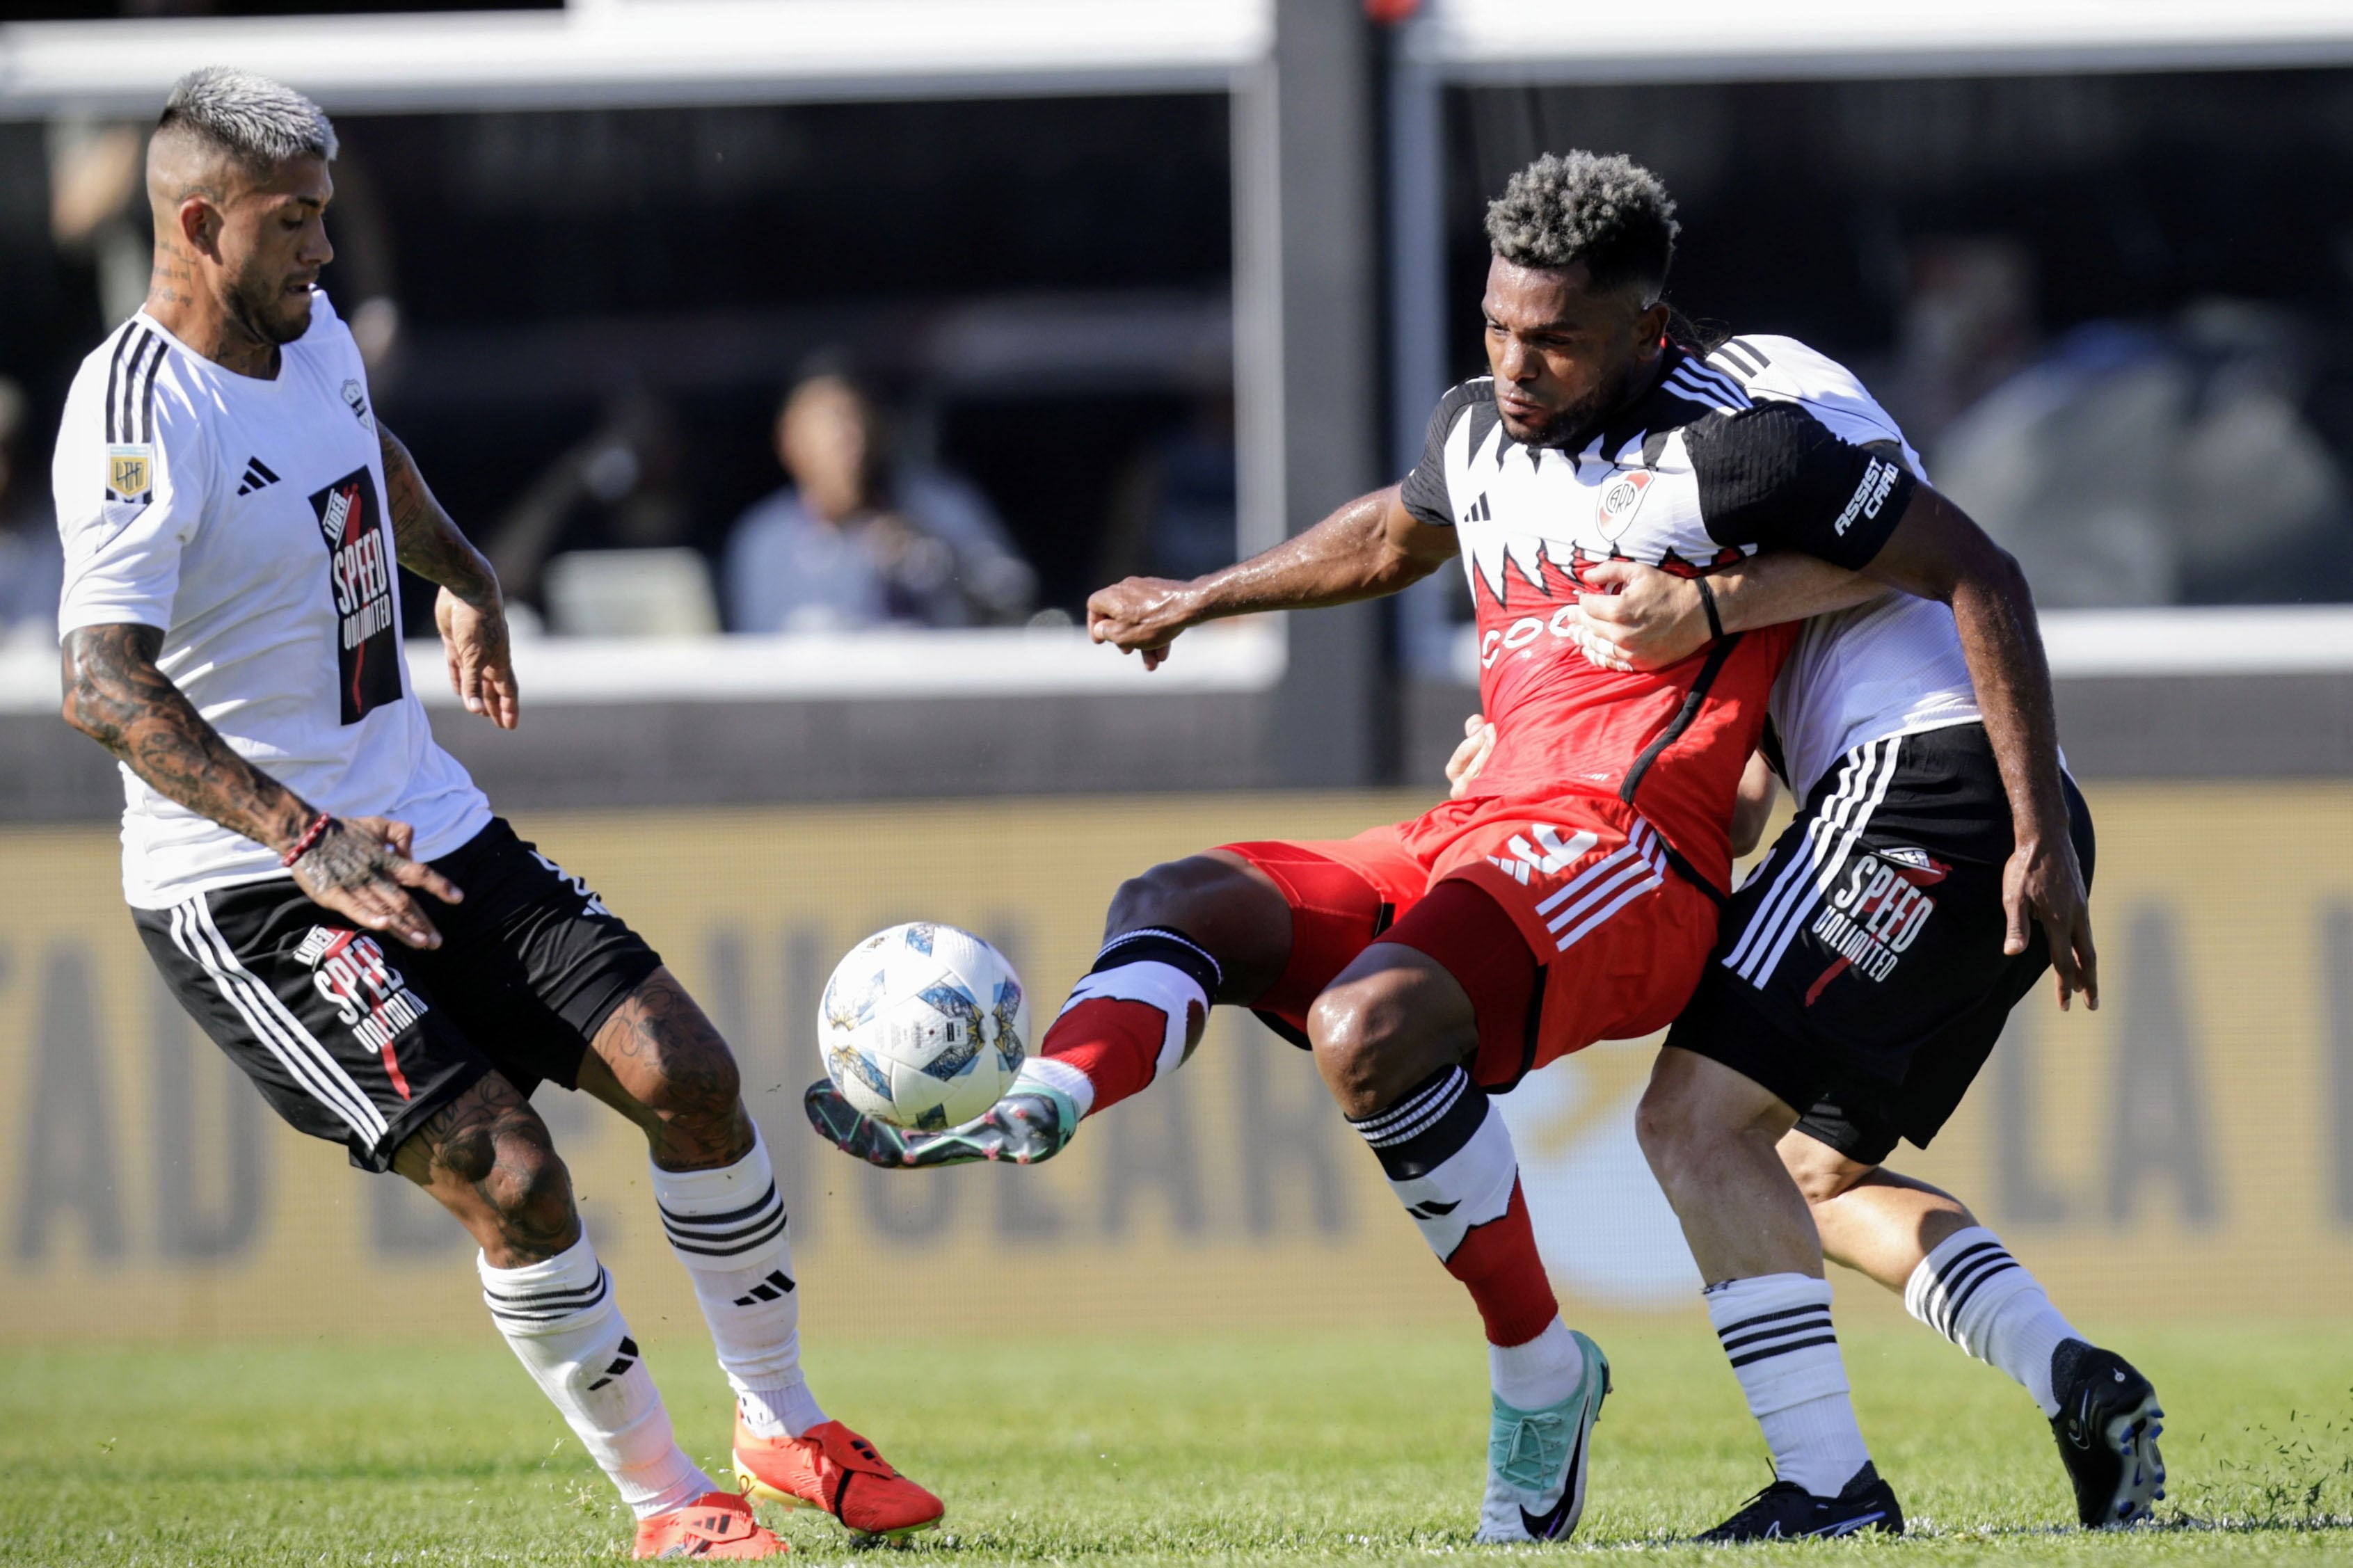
[
  {"x1": 1693, "y1": 335, "x2": 1984, "y2": 798},
  {"x1": 52, "y1": 290, "x2": 490, "y2": 909}
]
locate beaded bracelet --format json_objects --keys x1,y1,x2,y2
[{"x1": 281, "y1": 812, "x2": 335, "y2": 868}]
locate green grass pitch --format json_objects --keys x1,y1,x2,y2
[{"x1": 3, "y1": 1319, "x2": 2347, "y2": 1564}]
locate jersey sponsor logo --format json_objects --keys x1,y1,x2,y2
[
  {"x1": 1833, "y1": 456, "x2": 1901, "y2": 536},
  {"x1": 106, "y1": 444, "x2": 153, "y2": 500},
  {"x1": 342, "y1": 378, "x2": 372, "y2": 428},
  {"x1": 308, "y1": 467, "x2": 401, "y2": 725},
  {"x1": 1801, "y1": 847, "x2": 1947, "y2": 998},
  {"x1": 1593, "y1": 469, "x2": 1654, "y2": 541},
  {"x1": 1479, "y1": 601, "x2": 1588, "y2": 669},
  {"x1": 293, "y1": 926, "x2": 430, "y2": 1099}
]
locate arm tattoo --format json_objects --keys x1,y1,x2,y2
[
  {"x1": 61, "y1": 624, "x2": 312, "y2": 851},
  {"x1": 379, "y1": 424, "x2": 500, "y2": 607}
]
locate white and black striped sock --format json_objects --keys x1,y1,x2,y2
[
  {"x1": 479, "y1": 1236, "x2": 712, "y2": 1517},
  {"x1": 651, "y1": 1127, "x2": 827, "y2": 1439},
  {"x1": 1904, "y1": 1226, "x2": 2080, "y2": 1416},
  {"x1": 1705, "y1": 1274, "x2": 1871, "y2": 1498},
  {"x1": 1346, "y1": 1066, "x2": 1515, "y2": 1266}
]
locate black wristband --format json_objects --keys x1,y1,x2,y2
[{"x1": 1695, "y1": 575, "x2": 1726, "y2": 641}]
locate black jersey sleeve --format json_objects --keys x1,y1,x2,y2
[
  {"x1": 1684, "y1": 401, "x2": 1918, "y2": 569},
  {"x1": 1398, "y1": 381, "x2": 1492, "y2": 529}
]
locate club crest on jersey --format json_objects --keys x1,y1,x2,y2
[
  {"x1": 1593, "y1": 470, "x2": 1654, "y2": 541},
  {"x1": 106, "y1": 444, "x2": 153, "y2": 499},
  {"x1": 342, "y1": 379, "x2": 372, "y2": 428}
]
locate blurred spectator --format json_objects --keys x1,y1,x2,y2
[
  {"x1": 1098, "y1": 392, "x2": 1238, "y2": 588},
  {"x1": 490, "y1": 391, "x2": 714, "y2": 634},
  {"x1": 726, "y1": 371, "x2": 1035, "y2": 632},
  {"x1": 1936, "y1": 302, "x2": 2353, "y2": 607},
  {"x1": 1889, "y1": 238, "x2": 2040, "y2": 449},
  {"x1": 0, "y1": 378, "x2": 63, "y2": 646}
]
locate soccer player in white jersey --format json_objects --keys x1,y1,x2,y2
[
  {"x1": 50, "y1": 67, "x2": 941, "y2": 1558},
  {"x1": 1453, "y1": 337, "x2": 2163, "y2": 1535}
]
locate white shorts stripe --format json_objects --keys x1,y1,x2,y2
[
  {"x1": 1731, "y1": 739, "x2": 1904, "y2": 986},
  {"x1": 1544, "y1": 855, "x2": 1657, "y2": 935},
  {"x1": 1555, "y1": 870, "x2": 1664, "y2": 952},
  {"x1": 167, "y1": 904, "x2": 380, "y2": 1144},
  {"x1": 1531, "y1": 819, "x2": 1665, "y2": 918},
  {"x1": 1724, "y1": 742, "x2": 1884, "y2": 980},
  {"x1": 1534, "y1": 845, "x2": 1638, "y2": 917},
  {"x1": 1722, "y1": 740, "x2": 1882, "y2": 976},
  {"x1": 171, "y1": 897, "x2": 389, "y2": 1143}
]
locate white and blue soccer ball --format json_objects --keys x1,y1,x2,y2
[{"x1": 819, "y1": 922, "x2": 1029, "y2": 1130}]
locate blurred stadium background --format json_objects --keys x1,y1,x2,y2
[{"x1": 1, "y1": 0, "x2": 2351, "y2": 1400}]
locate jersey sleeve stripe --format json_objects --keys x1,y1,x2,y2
[
  {"x1": 117, "y1": 328, "x2": 156, "y2": 449},
  {"x1": 1666, "y1": 364, "x2": 1747, "y2": 411},
  {"x1": 1714, "y1": 338, "x2": 1769, "y2": 378},
  {"x1": 102, "y1": 323, "x2": 138, "y2": 447},
  {"x1": 134, "y1": 331, "x2": 168, "y2": 446}
]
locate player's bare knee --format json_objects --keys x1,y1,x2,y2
[
  {"x1": 1632, "y1": 1078, "x2": 1705, "y2": 1187},
  {"x1": 1106, "y1": 855, "x2": 1241, "y2": 937},
  {"x1": 480, "y1": 1135, "x2": 577, "y2": 1252},
  {"x1": 1306, "y1": 979, "x2": 1440, "y2": 1117}
]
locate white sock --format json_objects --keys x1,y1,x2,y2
[
  {"x1": 1012, "y1": 1054, "x2": 1096, "y2": 1117},
  {"x1": 651, "y1": 1127, "x2": 827, "y2": 1440},
  {"x1": 478, "y1": 1236, "x2": 712, "y2": 1517},
  {"x1": 1706, "y1": 1274, "x2": 1872, "y2": 1498},
  {"x1": 1904, "y1": 1226, "x2": 2081, "y2": 1416},
  {"x1": 1489, "y1": 1316, "x2": 1586, "y2": 1410}
]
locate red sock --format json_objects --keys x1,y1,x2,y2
[
  {"x1": 1038, "y1": 931, "x2": 1220, "y2": 1119},
  {"x1": 1444, "y1": 1182, "x2": 1560, "y2": 1348},
  {"x1": 1038, "y1": 997, "x2": 1176, "y2": 1117}
]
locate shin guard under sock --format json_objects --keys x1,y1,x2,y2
[{"x1": 1028, "y1": 927, "x2": 1220, "y2": 1117}]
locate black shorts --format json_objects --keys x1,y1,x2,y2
[
  {"x1": 134, "y1": 818, "x2": 662, "y2": 1173},
  {"x1": 1664, "y1": 724, "x2": 2096, "y2": 1165}
]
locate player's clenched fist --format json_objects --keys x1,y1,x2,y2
[{"x1": 1088, "y1": 576, "x2": 1199, "y2": 671}]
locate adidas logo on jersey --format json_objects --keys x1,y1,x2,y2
[
  {"x1": 235, "y1": 456, "x2": 280, "y2": 496},
  {"x1": 1462, "y1": 492, "x2": 1493, "y2": 524}
]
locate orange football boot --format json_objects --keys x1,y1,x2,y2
[
  {"x1": 631, "y1": 1490, "x2": 787, "y2": 1559},
  {"x1": 733, "y1": 1416, "x2": 944, "y2": 1539}
]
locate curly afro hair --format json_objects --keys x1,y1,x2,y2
[{"x1": 1485, "y1": 151, "x2": 1678, "y2": 301}]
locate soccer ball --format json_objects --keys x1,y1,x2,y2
[{"x1": 819, "y1": 922, "x2": 1029, "y2": 1130}]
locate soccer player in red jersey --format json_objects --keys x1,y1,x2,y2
[{"x1": 811, "y1": 152, "x2": 2083, "y2": 1542}]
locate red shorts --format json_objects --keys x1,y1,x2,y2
[{"x1": 1223, "y1": 793, "x2": 1719, "y2": 1090}]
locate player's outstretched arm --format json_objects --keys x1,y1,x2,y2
[
  {"x1": 1568, "y1": 554, "x2": 1885, "y2": 673},
  {"x1": 60, "y1": 624, "x2": 460, "y2": 947},
  {"x1": 1862, "y1": 486, "x2": 2096, "y2": 1011},
  {"x1": 379, "y1": 422, "x2": 518, "y2": 728},
  {"x1": 1088, "y1": 484, "x2": 1455, "y2": 670}
]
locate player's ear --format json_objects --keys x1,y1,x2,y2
[
  {"x1": 180, "y1": 195, "x2": 224, "y2": 261},
  {"x1": 1632, "y1": 299, "x2": 1672, "y2": 358}
]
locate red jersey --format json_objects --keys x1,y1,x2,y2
[{"x1": 1398, "y1": 353, "x2": 1919, "y2": 895}]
